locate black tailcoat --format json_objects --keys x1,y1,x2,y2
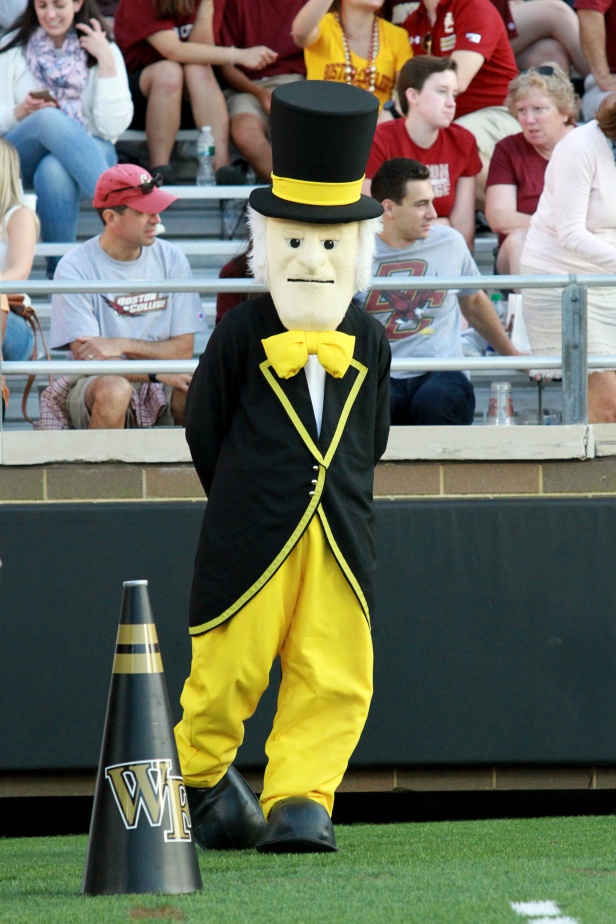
[{"x1": 185, "y1": 294, "x2": 391, "y2": 635}]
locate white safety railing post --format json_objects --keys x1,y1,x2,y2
[{"x1": 561, "y1": 278, "x2": 588, "y2": 425}]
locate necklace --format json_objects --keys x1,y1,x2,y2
[{"x1": 336, "y1": 12, "x2": 379, "y2": 93}]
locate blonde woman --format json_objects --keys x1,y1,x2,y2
[
  {"x1": 486, "y1": 64, "x2": 577, "y2": 276},
  {"x1": 0, "y1": 138, "x2": 38, "y2": 362},
  {"x1": 1, "y1": 275, "x2": 8, "y2": 419}
]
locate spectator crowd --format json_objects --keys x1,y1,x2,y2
[{"x1": 3, "y1": 0, "x2": 616, "y2": 426}]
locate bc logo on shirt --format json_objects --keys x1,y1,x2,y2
[
  {"x1": 364, "y1": 259, "x2": 446, "y2": 341},
  {"x1": 103, "y1": 293, "x2": 168, "y2": 316}
]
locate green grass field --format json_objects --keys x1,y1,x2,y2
[{"x1": 1, "y1": 816, "x2": 616, "y2": 924}]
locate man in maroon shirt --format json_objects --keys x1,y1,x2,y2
[
  {"x1": 115, "y1": 0, "x2": 276, "y2": 181},
  {"x1": 215, "y1": 0, "x2": 307, "y2": 181},
  {"x1": 401, "y1": 0, "x2": 519, "y2": 206},
  {"x1": 576, "y1": 0, "x2": 616, "y2": 119}
]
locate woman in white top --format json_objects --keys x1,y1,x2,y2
[
  {"x1": 521, "y1": 103, "x2": 616, "y2": 422},
  {"x1": 0, "y1": 137, "x2": 38, "y2": 361},
  {"x1": 0, "y1": 0, "x2": 133, "y2": 276}
]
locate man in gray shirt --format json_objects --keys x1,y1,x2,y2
[
  {"x1": 50, "y1": 164, "x2": 202, "y2": 429},
  {"x1": 357, "y1": 157, "x2": 519, "y2": 425}
]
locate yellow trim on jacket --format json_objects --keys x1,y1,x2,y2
[{"x1": 188, "y1": 357, "x2": 369, "y2": 635}]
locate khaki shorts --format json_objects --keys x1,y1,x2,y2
[
  {"x1": 66, "y1": 375, "x2": 174, "y2": 430},
  {"x1": 224, "y1": 73, "x2": 304, "y2": 135},
  {"x1": 454, "y1": 105, "x2": 520, "y2": 160}
]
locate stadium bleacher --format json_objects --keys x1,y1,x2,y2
[{"x1": 2, "y1": 190, "x2": 560, "y2": 431}]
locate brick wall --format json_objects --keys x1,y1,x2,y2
[{"x1": 4, "y1": 458, "x2": 616, "y2": 502}]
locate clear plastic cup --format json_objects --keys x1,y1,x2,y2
[{"x1": 487, "y1": 382, "x2": 515, "y2": 426}]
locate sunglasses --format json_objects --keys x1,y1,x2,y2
[
  {"x1": 522, "y1": 65, "x2": 556, "y2": 76},
  {"x1": 103, "y1": 173, "x2": 163, "y2": 200}
]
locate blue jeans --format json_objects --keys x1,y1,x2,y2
[
  {"x1": 2, "y1": 311, "x2": 34, "y2": 361},
  {"x1": 390, "y1": 372, "x2": 475, "y2": 425},
  {"x1": 5, "y1": 108, "x2": 116, "y2": 270}
]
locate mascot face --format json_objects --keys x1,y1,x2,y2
[{"x1": 266, "y1": 217, "x2": 359, "y2": 333}]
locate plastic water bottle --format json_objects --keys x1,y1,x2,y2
[
  {"x1": 196, "y1": 126, "x2": 215, "y2": 186},
  {"x1": 222, "y1": 199, "x2": 246, "y2": 238},
  {"x1": 486, "y1": 292, "x2": 507, "y2": 354}
]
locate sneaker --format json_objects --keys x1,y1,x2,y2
[{"x1": 150, "y1": 164, "x2": 176, "y2": 186}]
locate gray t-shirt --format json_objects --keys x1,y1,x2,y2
[
  {"x1": 355, "y1": 225, "x2": 481, "y2": 378},
  {"x1": 51, "y1": 235, "x2": 202, "y2": 351}
]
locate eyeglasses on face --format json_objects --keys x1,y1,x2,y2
[{"x1": 103, "y1": 174, "x2": 163, "y2": 201}]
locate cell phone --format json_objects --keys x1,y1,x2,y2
[{"x1": 30, "y1": 90, "x2": 57, "y2": 104}]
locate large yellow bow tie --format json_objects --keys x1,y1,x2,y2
[{"x1": 262, "y1": 330, "x2": 356, "y2": 380}]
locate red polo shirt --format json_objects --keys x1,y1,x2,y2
[
  {"x1": 574, "y1": 0, "x2": 616, "y2": 73},
  {"x1": 401, "y1": 0, "x2": 518, "y2": 118}
]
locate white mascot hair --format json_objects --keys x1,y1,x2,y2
[{"x1": 247, "y1": 207, "x2": 382, "y2": 295}]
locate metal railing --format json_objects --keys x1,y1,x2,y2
[{"x1": 1, "y1": 271, "x2": 613, "y2": 426}]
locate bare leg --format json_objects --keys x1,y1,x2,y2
[
  {"x1": 230, "y1": 113, "x2": 272, "y2": 182},
  {"x1": 515, "y1": 37, "x2": 570, "y2": 73},
  {"x1": 171, "y1": 387, "x2": 187, "y2": 426},
  {"x1": 496, "y1": 227, "x2": 529, "y2": 278},
  {"x1": 85, "y1": 376, "x2": 133, "y2": 429},
  {"x1": 588, "y1": 371, "x2": 616, "y2": 423},
  {"x1": 509, "y1": 0, "x2": 590, "y2": 76},
  {"x1": 139, "y1": 60, "x2": 184, "y2": 168},
  {"x1": 184, "y1": 63, "x2": 230, "y2": 171}
]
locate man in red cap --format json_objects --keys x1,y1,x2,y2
[{"x1": 46, "y1": 165, "x2": 202, "y2": 430}]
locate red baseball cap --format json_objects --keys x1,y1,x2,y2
[{"x1": 93, "y1": 164, "x2": 179, "y2": 212}]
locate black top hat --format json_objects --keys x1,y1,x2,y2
[{"x1": 249, "y1": 81, "x2": 383, "y2": 224}]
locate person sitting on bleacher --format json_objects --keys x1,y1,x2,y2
[
  {"x1": 0, "y1": 138, "x2": 38, "y2": 363},
  {"x1": 400, "y1": 0, "x2": 520, "y2": 210},
  {"x1": 212, "y1": 0, "x2": 307, "y2": 183},
  {"x1": 358, "y1": 157, "x2": 518, "y2": 425},
  {"x1": 43, "y1": 165, "x2": 201, "y2": 430},
  {"x1": 364, "y1": 56, "x2": 481, "y2": 251},
  {"x1": 485, "y1": 64, "x2": 577, "y2": 278},
  {"x1": 293, "y1": 0, "x2": 412, "y2": 111},
  {"x1": 115, "y1": 0, "x2": 277, "y2": 185},
  {"x1": 0, "y1": 0, "x2": 133, "y2": 279},
  {"x1": 490, "y1": 0, "x2": 589, "y2": 78},
  {"x1": 1, "y1": 275, "x2": 9, "y2": 420}
]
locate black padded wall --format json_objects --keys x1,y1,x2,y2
[{"x1": 1, "y1": 498, "x2": 615, "y2": 770}]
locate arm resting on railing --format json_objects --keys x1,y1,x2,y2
[{"x1": 459, "y1": 291, "x2": 519, "y2": 356}]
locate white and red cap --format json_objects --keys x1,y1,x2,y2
[{"x1": 93, "y1": 164, "x2": 178, "y2": 212}]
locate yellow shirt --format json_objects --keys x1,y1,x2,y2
[{"x1": 304, "y1": 13, "x2": 412, "y2": 109}]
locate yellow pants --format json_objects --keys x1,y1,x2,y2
[{"x1": 175, "y1": 514, "x2": 373, "y2": 817}]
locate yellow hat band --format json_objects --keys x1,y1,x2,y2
[{"x1": 271, "y1": 173, "x2": 365, "y2": 207}]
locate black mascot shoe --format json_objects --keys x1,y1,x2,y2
[
  {"x1": 185, "y1": 765, "x2": 266, "y2": 850},
  {"x1": 256, "y1": 797, "x2": 338, "y2": 853}
]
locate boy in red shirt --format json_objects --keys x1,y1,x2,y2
[
  {"x1": 401, "y1": 0, "x2": 519, "y2": 205},
  {"x1": 365, "y1": 56, "x2": 480, "y2": 250}
]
